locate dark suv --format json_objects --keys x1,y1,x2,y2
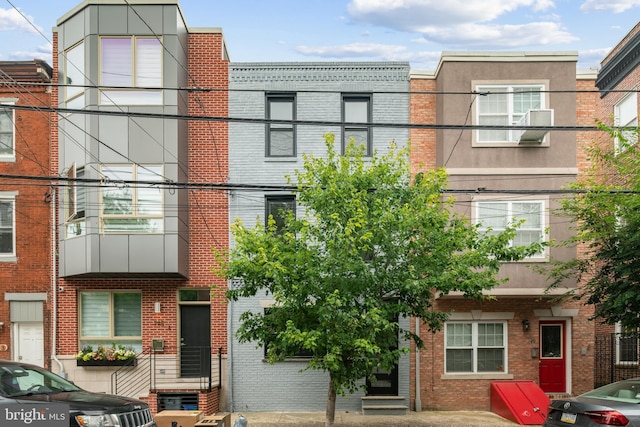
[{"x1": 0, "y1": 359, "x2": 156, "y2": 427}]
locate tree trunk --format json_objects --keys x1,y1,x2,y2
[{"x1": 325, "y1": 375, "x2": 336, "y2": 427}]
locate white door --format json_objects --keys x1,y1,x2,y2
[{"x1": 13, "y1": 322, "x2": 44, "y2": 367}]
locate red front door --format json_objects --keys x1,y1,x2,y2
[{"x1": 539, "y1": 321, "x2": 566, "y2": 392}]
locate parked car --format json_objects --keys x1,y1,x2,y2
[
  {"x1": 544, "y1": 378, "x2": 640, "y2": 426},
  {"x1": 0, "y1": 359, "x2": 155, "y2": 427}
]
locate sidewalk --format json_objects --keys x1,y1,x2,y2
[{"x1": 229, "y1": 410, "x2": 536, "y2": 427}]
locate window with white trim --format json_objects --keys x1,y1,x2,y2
[
  {"x1": 476, "y1": 84, "x2": 544, "y2": 142},
  {"x1": 0, "y1": 197, "x2": 15, "y2": 256},
  {"x1": 100, "y1": 164, "x2": 163, "y2": 233},
  {"x1": 615, "y1": 323, "x2": 639, "y2": 365},
  {"x1": 445, "y1": 321, "x2": 507, "y2": 373},
  {"x1": 0, "y1": 101, "x2": 15, "y2": 158},
  {"x1": 64, "y1": 42, "x2": 84, "y2": 108},
  {"x1": 476, "y1": 199, "x2": 545, "y2": 257},
  {"x1": 65, "y1": 164, "x2": 86, "y2": 237},
  {"x1": 267, "y1": 93, "x2": 296, "y2": 157},
  {"x1": 79, "y1": 291, "x2": 142, "y2": 351},
  {"x1": 100, "y1": 36, "x2": 162, "y2": 105},
  {"x1": 614, "y1": 92, "x2": 638, "y2": 153}
]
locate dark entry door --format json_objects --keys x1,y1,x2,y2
[
  {"x1": 180, "y1": 305, "x2": 211, "y2": 378},
  {"x1": 539, "y1": 321, "x2": 566, "y2": 392},
  {"x1": 366, "y1": 364, "x2": 399, "y2": 396}
]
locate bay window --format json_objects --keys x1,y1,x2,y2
[
  {"x1": 100, "y1": 36, "x2": 162, "y2": 105},
  {"x1": 100, "y1": 164, "x2": 163, "y2": 233}
]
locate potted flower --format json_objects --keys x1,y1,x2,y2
[{"x1": 75, "y1": 343, "x2": 137, "y2": 366}]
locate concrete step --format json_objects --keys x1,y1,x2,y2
[{"x1": 361, "y1": 396, "x2": 408, "y2": 416}]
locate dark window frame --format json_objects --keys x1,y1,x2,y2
[
  {"x1": 263, "y1": 307, "x2": 313, "y2": 360},
  {"x1": 342, "y1": 93, "x2": 372, "y2": 156},
  {"x1": 265, "y1": 195, "x2": 296, "y2": 233},
  {"x1": 266, "y1": 93, "x2": 296, "y2": 157}
]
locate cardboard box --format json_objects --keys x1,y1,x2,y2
[
  {"x1": 195, "y1": 413, "x2": 231, "y2": 427},
  {"x1": 155, "y1": 410, "x2": 204, "y2": 427}
]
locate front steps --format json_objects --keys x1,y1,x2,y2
[{"x1": 361, "y1": 396, "x2": 408, "y2": 416}]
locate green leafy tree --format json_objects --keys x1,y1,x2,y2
[
  {"x1": 547, "y1": 121, "x2": 640, "y2": 330},
  {"x1": 214, "y1": 135, "x2": 542, "y2": 427}
]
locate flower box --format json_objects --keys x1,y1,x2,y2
[{"x1": 77, "y1": 358, "x2": 136, "y2": 367}]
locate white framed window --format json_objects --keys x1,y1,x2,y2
[
  {"x1": 100, "y1": 36, "x2": 162, "y2": 105},
  {"x1": 615, "y1": 323, "x2": 639, "y2": 365},
  {"x1": 0, "y1": 99, "x2": 16, "y2": 159},
  {"x1": 79, "y1": 291, "x2": 142, "y2": 351},
  {"x1": 64, "y1": 42, "x2": 84, "y2": 108},
  {"x1": 100, "y1": 164, "x2": 163, "y2": 233},
  {"x1": 65, "y1": 164, "x2": 86, "y2": 238},
  {"x1": 267, "y1": 93, "x2": 296, "y2": 157},
  {"x1": 0, "y1": 196, "x2": 15, "y2": 257},
  {"x1": 476, "y1": 84, "x2": 544, "y2": 142},
  {"x1": 614, "y1": 92, "x2": 638, "y2": 153},
  {"x1": 476, "y1": 199, "x2": 546, "y2": 258},
  {"x1": 445, "y1": 321, "x2": 507, "y2": 373}
]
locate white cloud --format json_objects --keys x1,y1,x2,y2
[
  {"x1": 419, "y1": 22, "x2": 577, "y2": 48},
  {"x1": 580, "y1": 0, "x2": 640, "y2": 13},
  {"x1": 295, "y1": 42, "x2": 442, "y2": 65},
  {"x1": 0, "y1": 8, "x2": 42, "y2": 33},
  {"x1": 347, "y1": 0, "x2": 554, "y2": 30}
]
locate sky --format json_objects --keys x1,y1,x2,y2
[{"x1": 0, "y1": 0, "x2": 639, "y2": 71}]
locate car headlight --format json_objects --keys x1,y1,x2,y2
[{"x1": 76, "y1": 414, "x2": 120, "y2": 427}]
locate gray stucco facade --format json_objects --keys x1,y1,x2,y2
[{"x1": 227, "y1": 62, "x2": 411, "y2": 412}]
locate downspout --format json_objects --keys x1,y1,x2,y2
[
  {"x1": 415, "y1": 318, "x2": 421, "y2": 412},
  {"x1": 51, "y1": 185, "x2": 66, "y2": 378}
]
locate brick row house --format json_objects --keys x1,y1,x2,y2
[
  {"x1": 0, "y1": 60, "x2": 53, "y2": 369},
  {"x1": 1, "y1": 0, "x2": 636, "y2": 416},
  {"x1": 51, "y1": 0, "x2": 229, "y2": 414}
]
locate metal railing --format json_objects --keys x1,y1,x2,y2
[
  {"x1": 111, "y1": 346, "x2": 222, "y2": 398},
  {"x1": 595, "y1": 333, "x2": 640, "y2": 387}
]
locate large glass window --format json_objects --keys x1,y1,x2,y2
[
  {"x1": 0, "y1": 197, "x2": 14, "y2": 256},
  {"x1": 342, "y1": 94, "x2": 372, "y2": 156},
  {"x1": 100, "y1": 36, "x2": 162, "y2": 105},
  {"x1": 445, "y1": 322, "x2": 507, "y2": 373},
  {"x1": 265, "y1": 195, "x2": 295, "y2": 233},
  {"x1": 476, "y1": 85, "x2": 544, "y2": 142},
  {"x1": 100, "y1": 164, "x2": 163, "y2": 233},
  {"x1": 614, "y1": 92, "x2": 638, "y2": 153},
  {"x1": 476, "y1": 199, "x2": 545, "y2": 257},
  {"x1": 0, "y1": 101, "x2": 15, "y2": 157},
  {"x1": 267, "y1": 93, "x2": 295, "y2": 157},
  {"x1": 79, "y1": 291, "x2": 142, "y2": 351},
  {"x1": 64, "y1": 42, "x2": 84, "y2": 108}
]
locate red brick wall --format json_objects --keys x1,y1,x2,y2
[
  {"x1": 410, "y1": 76, "x2": 437, "y2": 173},
  {"x1": 0, "y1": 65, "x2": 52, "y2": 367}
]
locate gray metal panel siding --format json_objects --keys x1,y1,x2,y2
[
  {"x1": 10, "y1": 301, "x2": 43, "y2": 322},
  {"x1": 228, "y1": 63, "x2": 410, "y2": 411}
]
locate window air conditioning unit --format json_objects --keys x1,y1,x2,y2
[{"x1": 517, "y1": 109, "x2": 553, "y2": 144}]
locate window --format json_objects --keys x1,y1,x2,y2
[
  {"x1": 616, "y1": 323, "x2": 639, "y2": 365},
  {"x1": 0, "y1": 100, "x2": 15, "y2": 158},
  {"x1": 445, "y1": 322, "x2": 507, "y2": 373},
  {"x1": 614, "y1": 92, "x2": 638, "y2": 153},
  {"x1": 65, "y1": 164, "x2": 86, "y2": 237},
  {"x1": 64, "y1": 42, "x2": 84, "y2": 108},
  {"x1": 267, "y1": 93, "x2": 295, "y2": 157},
  {"x1": 263, "y1": 307, "x2": 313, "y2": 360},
  {"x1": 79, "y1": 291, "x2": 142, "y2": 351},
  {"x1": 476, "y1": 84, "x2": 544, "y2": 142},
  {"x1": 342, "y1": 94, "x2": 372, "y2": 156},
  {"x1": 0, "y1": 197, "x2": 15, "y2": 256},
  {"x1": 476, "y1": 199, "x2": 545, "y2": 257},
  {"x1": 100, "y1": 164, "x2": 163, "y2": 233},
  {"x1": 100, "y1": 36, "x2": 162, "y2": 105},
  {"x1": 265, "y1": 195, "x2": 295, "y2": 233}
]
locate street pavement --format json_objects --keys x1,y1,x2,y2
[{"x1": 228, "y1": 410, "x2": 541, "y2": 427}]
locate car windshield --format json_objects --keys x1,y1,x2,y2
[
  {"x1": 0, "y1": 364, "x2": 82, "y2": 397},
  {"x1": 581, "y1": 380, "x2": 640, "y2": 403}
]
